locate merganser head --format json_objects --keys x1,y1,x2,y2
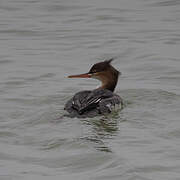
[{"x1": 68, "y1": 59, "x2": 120, "y2": 92}]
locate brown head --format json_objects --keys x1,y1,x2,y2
[{"x1": 68, "y1": 59, "x2": 120, "y2": 92}]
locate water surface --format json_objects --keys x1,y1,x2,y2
[{"x1": 0, "y1": 0, "x2": 180, "y2": 179}]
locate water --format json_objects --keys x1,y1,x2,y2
[{"x1": 0, "y1": 0, "x2": 180, "y2": 179}]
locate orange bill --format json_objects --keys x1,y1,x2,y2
[{"x1": 68, "y1": 73, "x2": 92, "y2": 78}]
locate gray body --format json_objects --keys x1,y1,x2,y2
[{"x1": 64, "y1": 89, "x2": 123, "y2": 118}]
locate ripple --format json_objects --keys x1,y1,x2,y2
[
  {"x1": 0, "y1": 29, "x2": 43, "y2": 37},
  {"x1": 0, "y1": 131, "x2": 16, "y2": 137},
  {"x1": 0, "y1": 60, "x2": 13, "y2": 64},
  {"x1": 26, "y1": 73, "x2": 55, "y2": 81},
  {"x1": 45, "y1": 4, "x2": 91, "y2": 12},
  {"x1": 149, "y1": 0, "x2": 180, "y2": 7}
]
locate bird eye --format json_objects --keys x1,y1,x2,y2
[
  {"x1": 90, "y1": 69, "x2": 96, "y2": 73},
  {"x1": 93, "y1": 69, "x2": 98, "y2": 73}
]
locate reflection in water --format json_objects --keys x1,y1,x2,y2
[{"x1": 82, "y1": 114, "x2": 120, "y2": 152}]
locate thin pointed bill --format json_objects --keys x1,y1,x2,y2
[{"x1": 68, "y1": 73, "x2": 92, "y2": 78}]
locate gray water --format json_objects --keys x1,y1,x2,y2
[{"x1": 0, "y1": 0, "x2": 180, "y2": 179}]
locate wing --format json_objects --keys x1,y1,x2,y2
[
  {"x1": 65, "y1": 89, "x2": 113, "y2": 114},
  {"x1": 77, "y1": 89, "x2": 113, "y2": 114},
  {"x1": 64, "y1": 89, "x2": 122, "y2": 116},
  {"x1": 64, "y1": 90, "x2": 91, "y2": 113},
  {"x1": 98, "y1": 94, "x2": 123, "y2": 114}
]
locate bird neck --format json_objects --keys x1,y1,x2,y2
[{"x1": 98, "y1": 67, "x2": 119, "y2": 92}]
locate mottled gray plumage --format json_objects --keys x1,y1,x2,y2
[{"x1": 64, "y1": 89, "x2": 123, "y2": 118}]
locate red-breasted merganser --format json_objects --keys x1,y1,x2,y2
[{"x1": 64, "y1": 59, "x2": 123, "y2": 117}]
